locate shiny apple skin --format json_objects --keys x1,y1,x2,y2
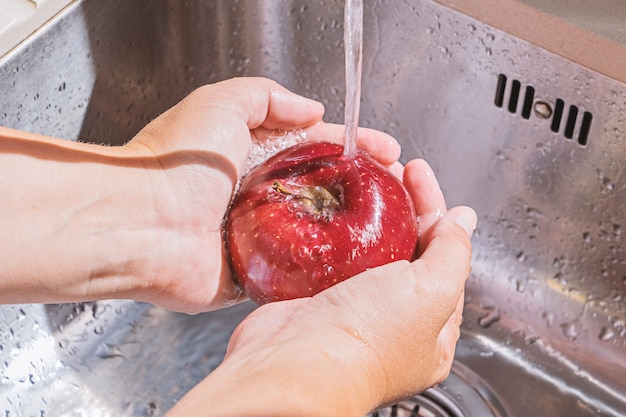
[{"x1": 224, "y1": 141, "x2": 419, "y2": 305}]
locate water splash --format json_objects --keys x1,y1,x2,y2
[{"x1": 244, "y1": 129, "x2": 307, "y2": 175}]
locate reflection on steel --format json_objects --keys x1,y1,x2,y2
[{"x1": 1, "y1": 0, "x2": 625, "y2": 416}]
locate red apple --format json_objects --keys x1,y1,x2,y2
[{"x1": 224, "y1": 141, "x2": 419, "y2": 304}]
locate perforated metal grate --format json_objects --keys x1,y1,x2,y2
[
  {"x1": 369, "y1": 388, "x2": 465, "y2": 417},
  {"x1": 367, "y1": 364, "x2": 506, "y2": 417},
  {"x1": 494, "y1": 73, "x2": 593, "y2": 146}
]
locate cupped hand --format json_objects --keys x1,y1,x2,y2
[
  {"x1": 122, "y1": 77, "x2": 402, "y2": 314},
  {"x1": 165, "y1": 158, "x2": 476, "y2": 417}
]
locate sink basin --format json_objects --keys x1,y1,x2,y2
[{"x1": 1, "y1": 1, "x2": 625, "y2": 416}]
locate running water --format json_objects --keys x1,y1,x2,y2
[{"x1": 343, "y1": 0, "x2": 363, "y2": 158}]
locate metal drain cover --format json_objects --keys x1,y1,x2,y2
[
  {"x1": 369, "y1": 390, "x2": 463, "y2": 417},
  {"x1": 368, "y1": 362, "x2": 507, "y2": 417}
]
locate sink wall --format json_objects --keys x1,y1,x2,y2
[{"x1": 1, "y1": 1, "x2": 625, "y2": 416}]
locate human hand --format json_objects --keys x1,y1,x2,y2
[
  {"x1": 122, "y1": 77, "x2": 403, "y2": 314},
  {"x1": 0, "y1": 77, "x2": 402, "y2": 313},
  {"x1": 164, "y1": 159, "x2": 477, "y2": 417}
]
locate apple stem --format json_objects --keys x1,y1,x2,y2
[
  {"x1": 271, "y1": 180, "x2": 295, "y2": 197},
  {"x1": 271, "y1": 180, "x2": 342, "y2": 219}
]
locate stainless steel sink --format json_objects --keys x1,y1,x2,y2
[{"x1": 1, "y1": 1, "x2": 625, "y2": 416}]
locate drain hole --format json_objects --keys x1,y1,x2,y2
[
  {"x1": 507, "y1": 79, "x2": 521, "y2": 113},
  {"x1": 579, "y1": 111, "x2": 593, "y2": 146},
  {"x1": 494, "y1": 73, "x2": 507, "y2": 108},
  {"x1": 550, "y1": 98, "x2": 565, "y2": 133},
  {"x1": 521, "y1": 85, "x2": 535, "y2": 119},
  {"x1": 370, "y1": 390, "x2": 464, "y2": 417},
  {"x1": 564, "y1": 104, "x2": 579, "y2": 139}
]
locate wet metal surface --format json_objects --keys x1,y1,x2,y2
[{"x1": 1, "y1": 1, "x2": 625, "y2": 416}]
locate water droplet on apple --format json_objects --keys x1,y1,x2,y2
[
  {"x1": 297, "y1": 246, "x2": 310, "y2": 259},
  {"x1": 310, "y1": 245, "x2": 324, "y2": 261},
  {"x1": 266, "y1": 190, "x2": 283, "y2": 202},
  {"x1": 287, "y1": 201, "x2": 300, "y2": 213},
  {"x1": 299, "y1": 228, "x2": 318, "y2": 242}
]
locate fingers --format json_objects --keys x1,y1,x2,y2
[
  {"x1": 131, "y1": 77, "x2": 324, "y2": 167},
  {"x1": 402, "y1": 159, "x2": 446, "y2": 254},
  {"x1": 252, "y1": 121, "x2": 402, "y2": 169},
  {"x1": 218, "y1": 77, "x2": 325, "y2": 130},
  {"x1": 324, "y1": 204, "x2": 475, "y2": 338},
  {"x1": 388, "y1": 161, "x2": 404, "y2": 179},
  {"x1": 309, "y1": 213, "x2": 473, "y2": 403},
  {"x1": 303, "y1": 122, "x2": 401, "y2": 167},
  {"x1": 161, "y1": 77, "x2": 402, "y2": 171},
  {"x1": 134, "y1": 76, "x2": 401, "y2": 169},
  {"x1": 410, "y1": 207, "x2": 476, "y2": 324},
  {"x1": 403, "y1": 159, "x2": 446, "y2": 216}
]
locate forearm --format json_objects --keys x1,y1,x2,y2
[
  {"x1": 0, "y1": 77, "x2": 327, "y2": 312},
  {"x1": 0, "y1": 126, "x2": 160, "y2": 304}
]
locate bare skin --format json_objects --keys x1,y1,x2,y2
[{"x1": 0, "y1": 77, "x2": 476, "y2": 416}]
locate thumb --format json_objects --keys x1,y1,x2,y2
[
  {"x1": 411, "y1": 206, "x2": 476, "y2": 325},
  {"x1": 129, "y1": 77, "x2": 324, "y2": 174},
  {"x1": 307, "y1": 206, "x2": 476, "y2": 405}
]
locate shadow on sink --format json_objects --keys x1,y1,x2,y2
[{"x1": 1, "y1": 0, "x2": 624, "y2": 416}]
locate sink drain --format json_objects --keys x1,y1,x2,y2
[
  {"x1": 368, "y1": 362, "x2": 507, "y2": 417},
  {"x1": 369, "y1": 389, "x2": 463, "y2": 417}
]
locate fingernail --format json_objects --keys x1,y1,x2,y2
[{"x1": 455, "y1": 207, "x2": 477, "y2": 238}]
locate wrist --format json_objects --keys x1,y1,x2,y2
[
  {"x1": 55, "y1": 144, "x2": 167, "y2": 302},
  {"x1": 116, "y1": 139, "x2": 243, "y2": 312},
  {"x1": 166, "y1": 322, "x2": 385, "y2": 417}
]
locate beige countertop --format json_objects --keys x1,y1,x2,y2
[
  {"x1": 0, "y1": 0, "x2": 76, "y2": 59},
  {"x1": 435, "y1": 0, "x2": 626, "y2": 84}
]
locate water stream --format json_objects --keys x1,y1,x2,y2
[{"x1": 343, "y1": 0, "x2": 363, "y2": 158}]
